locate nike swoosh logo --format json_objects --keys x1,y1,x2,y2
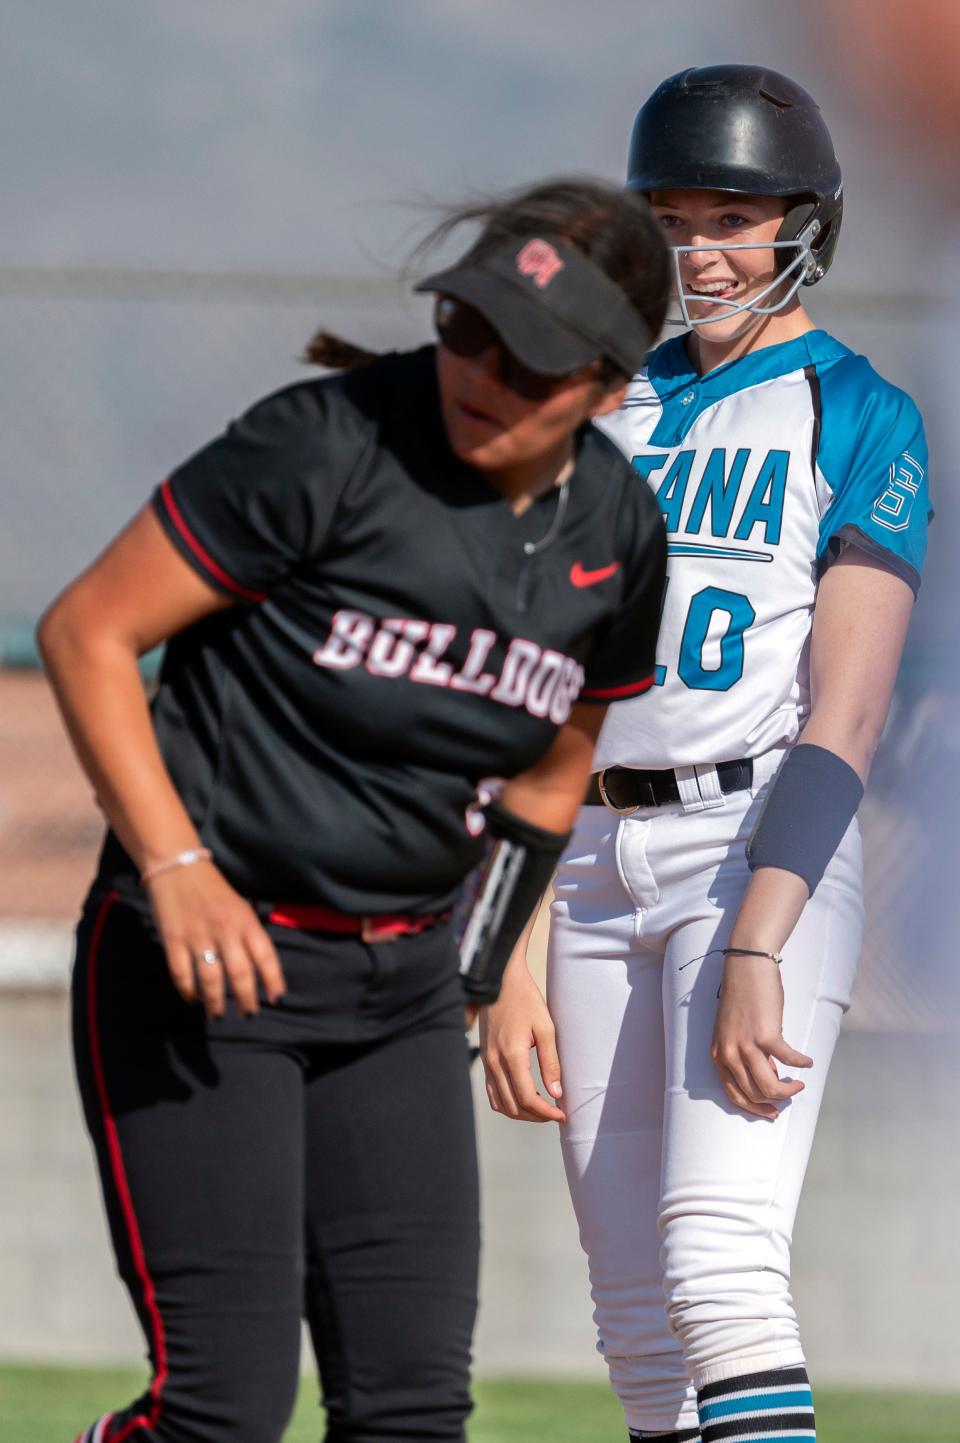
[{"x1": 570, "y1": 560, "x2": 621, "y2": 588}]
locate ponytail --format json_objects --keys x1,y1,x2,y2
[{"x1": 301, "y1": 329, "x2": 383, "y2": 371}]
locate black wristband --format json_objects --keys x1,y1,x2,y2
[
  {"x1": 746, "y1": 743, "x2": 864, "y2": 895},
  {"x1": 458, "y1": 799, "x2": 570, "y2": 1005}
]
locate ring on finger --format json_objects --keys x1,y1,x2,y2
[{"x1": 197, "y1": 949, "x2": 222, "y2": 966}]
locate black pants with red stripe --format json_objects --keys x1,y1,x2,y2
[{"x1": 71, "y1": 894, "x2": 479, "y2": 1443}]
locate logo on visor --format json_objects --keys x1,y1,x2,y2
[{"x1": 516, "y1": 238, "x2": 565, "y2": 289}]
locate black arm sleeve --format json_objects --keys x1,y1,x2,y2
[
  {"x1": 458, "y1": 800, "x2": 570, "y2": 1005},
  {"x1": 746, "y1": 744, "x2": 864, "y2": 894}
]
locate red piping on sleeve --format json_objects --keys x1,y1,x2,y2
[
  {"x1": 158, "y1": 479, "x2": 267, "y2": 603},
  {"x1": 580, "y1": 673, "x2": 655, "y2": 701},
  {"x1": 85, "y1": 893, "x2": 169, "y2": 1443}
]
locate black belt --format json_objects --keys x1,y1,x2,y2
[{"x1": 584, "y1": 758, "x2": 753, "y2": 811}]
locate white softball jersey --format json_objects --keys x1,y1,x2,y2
[{"x1": 594, "y1": 329, "x2": 930, "y2": 771}]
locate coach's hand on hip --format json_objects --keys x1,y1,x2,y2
[{"x1": 145, "y1": 860, "x2": 286, "y2": 1020}]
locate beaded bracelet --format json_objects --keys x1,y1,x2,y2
[{"x1": 140, "y1": 848, "x2": 213, "y2": 886}]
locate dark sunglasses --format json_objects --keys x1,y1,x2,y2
[{"x1": 433, "y1": 295, "x2": 596, "y2": 401}]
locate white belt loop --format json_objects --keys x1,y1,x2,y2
[
  {"x1": 674, "y1": 763, "x2": 728, "y2": 813},
  {"x1": 673, "y1": 765, "x2": 706, "y2": 813},
  {"x1": 694, "y1": 763, "x2": 727, "y2": 809}
]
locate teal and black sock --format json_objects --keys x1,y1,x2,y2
[{"x1": 697, "y1": 1364, "x2": 815, "y2": 1440}]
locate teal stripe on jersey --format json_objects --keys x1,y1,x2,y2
[
  {"x1": 700, "y1": 1387, "x2": 814, "y2": 1422},
  {"x1": 666, "y1": 543, "x2": 773, "y2": 562}
]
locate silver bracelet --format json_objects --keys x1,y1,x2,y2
[{"x1": 140, "y1": 847, "x2": 213, "y2": 886}]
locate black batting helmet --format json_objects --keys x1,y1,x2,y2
[{"x1": 626, "y1": 65, "x2": 843, "y2": 285}]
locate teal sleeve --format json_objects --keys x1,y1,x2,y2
[{"x1": 815, "y1": 356, "x2": 930, "y2": 594}]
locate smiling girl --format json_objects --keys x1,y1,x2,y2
[
  {"x1": 657, "y1": 189, "x2": 822, "y2": 367},
  {"x1": 481, "y1": 67, "x2": 931, "y2": 1443}
]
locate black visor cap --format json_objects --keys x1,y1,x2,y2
[{"x1": 415, "y1": 235, "x2": 652, "y2": 378}]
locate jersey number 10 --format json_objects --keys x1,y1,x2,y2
[{"x1": 656, "y1": 583, "x2": 756, "y2": 692}]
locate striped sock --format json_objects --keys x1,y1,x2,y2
[
  {"x1": 628, "y1": 1429, "x2": 701, "y2": 1441},
  {"x1": 697, "y1": 1365, "x2": 815, "y2": 1441}
]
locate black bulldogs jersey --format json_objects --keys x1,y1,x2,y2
[{"x1": 97, "y1": 347, "x2": 665, "y2": 915}]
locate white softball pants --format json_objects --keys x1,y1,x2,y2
[{"x1": 547, "y1": 748, "x2": 864, "y2": 1435}]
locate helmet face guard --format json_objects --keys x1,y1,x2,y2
[{"x1": 667, "y1": 219, "x2": 822, "y2": 331}]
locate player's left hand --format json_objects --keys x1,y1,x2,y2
[{"x1": 710, "y1": 953, "x2": 812, "y2": 1120}]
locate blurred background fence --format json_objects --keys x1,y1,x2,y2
[{"x1": 2, "y1": 267, "x2": 958, "y2": 1388}]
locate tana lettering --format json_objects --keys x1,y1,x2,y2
[
  {"x1": 633, "y1": 446, "x2": 788, "y2": 545},
  {"x1": 312, "y1": 611, "x2": 586, "y2": 724}
]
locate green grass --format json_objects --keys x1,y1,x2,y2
[{"x1": 1, "y1": 1365, "x2": 958, "y2": 1442}]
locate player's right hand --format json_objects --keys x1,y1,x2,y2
[
  {"x1": 479, "y1": 967, "x2": 566, "y2": 1123},
  {"x1": 144, "y1": 861, "x2": 287, "y2": 1019}
]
